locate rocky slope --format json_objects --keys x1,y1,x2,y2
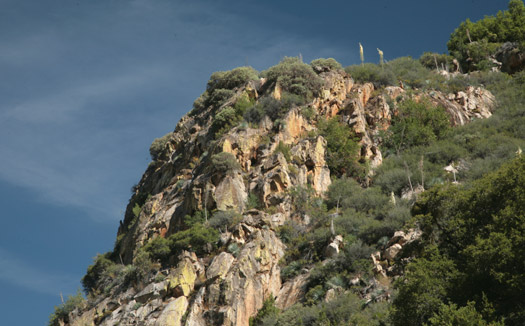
[{"x1": 61, "y1": 65, "x2": 495, "y2": 326}]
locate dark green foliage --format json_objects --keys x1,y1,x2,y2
[
  {"x1": 387, "y1": 56, "x2": 433, "y2": 89},
  {"x1": 245, "y1": 193, "x2": 261, "y2": 210},
  {"x1": 262, "y1": 57, "x2": 323, "y2": 98},
  {"x1": 310, "y1": 58, "x2": 342, "y2": 73},
  {"x1": 243, "y1": 91, "x2": 307, "y2": 125},
  {"x1": 168, "y1": 222, "x2": 219, "y2": 256},
  {"x1": 211, "y1": 94, "x2": 255, "y2": 138},
  {"x1": 427, "y1": 302, "x2": 504, "y2": 326},
  {"x1": 300, "y1": 106, "x2": 316, "y2": 120},
  {"x1": 132, "y1": 203, "x2": 142, "y2": 218},
  {"x1": 206, "y1": 66, "x2": 259, "y2": 93},
  {"x1": 149, "y1": 132, "x2": 172, "y2": 161},
  {"x1": 317, "y1": 118, "x2": 362, "y2": 177},
  {"x1": 391, "y1": 248, "x2": 459, "y2": 326},
  {"x1": 274, "y1": 141, "x2": 291, "y2": 162},
  {"x1": 384, "y1": 99, "x2": 451, "y2": 153},
  {"x1": 190, "y1": 66, "x2": 258, "y2": 116},
  {"x1": 206, "y1": 88, "x2": 235, "y2": 108},
  {"x1": 142, "y1": 236, "x2": 171, "y2": 265},
  {"x1": 397, "y1": 157, "x2": 525, "y2": 325},
  {"x1": 48, "y1": 290, "x2": 85, "y2": 326},
  {"x1": 250, "y1": 296, "x2": 280, "y2": 326},
  {"x1": 82, "y1": 252, "x2": 115, "y2": 294},
  {"x1": 208, "y1": 210, "x2": 241, "y2": 232},
  {"x1": 258, "y1": 292, "x2": 388, "y2": 326},
  {"x1": 448, "y1": 0, "x2": 525, "y2": 72},
  {"x1": 211, "y1": 106, "x2": 239, "y2": 137},
  {"x1": 419, "y1": 52, "x2": 455, "y2": 71},
  {"x1": 345, "y1": 63, "x2": 396, "y2": 88},
  {"x1": 211, "y1": 152, "x2": 241, "y2": 173}
]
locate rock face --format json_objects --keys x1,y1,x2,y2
[
  {"x1": 494, "y1": 42, "x2": 525, "y2": 74},
  {"x1": 61, "y1": 66, "x2": 496, "y2": 326}
]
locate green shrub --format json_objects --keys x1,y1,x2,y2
[
  {"x1": 345, "y1": 63, "x2": 396, "y2": 88},
  {"x1": 317, "y1": 118, "x2": 362, "y2": 177},
  {"x1": 387, "y1": 56, "x2": 432, "y2": 89},
  {"x1": 447, "y1": 0, "x2": 525, "y2": 72},
  {"x1": 274, "y1": 141, "x2": 291, "y2": 162},
  {"x1": 250, "y1": 296, "x2": 280, "y2": 326},
  {"x1": 48, "y1": 290, "x2": 85, "y2": 326},
  {"x1": 211, "y1": 106, "x2": 240, "y2": 137},
  {"x1": 419, "y1": 52, "x2": 455, "y2": 71},
  {"x1": 391, "y1": 248, "x2": 459, "y2": 326},
  {"x1": 300, "y1": 106, "x2": 316, "y2": 120},
  {"x1": 245, "y1": 193, "x2": 261, "y2": 210},
  {"x1": 384, "y1": 99, "x2": 451, "y2": 153},
  {"x1": 206, "y1": 88, "x2": 234, "y2": 108},
  {"x1": 143, "y1": 236, "x2": 171, "y2": 265},
  {"x1": 168, "y1": 222, "x2": 219, "y2": 256},
  {"x1": 149, "y1": 132, "x2": 172, "y2": 161},
  {"x1": 262, "y1": 57, "x2": 323, "y2": 98},
  {"x1": 208, "y1": 210, "x2": 241, "y2": 231},
  {"x1": 132, "y1": 203, "x2": 142, "y2": 218},
  {"x1": 211, "y1": 93, "x2": 255, "y2": 138},
  {"x1": 427, "y1": 302, "x2": 503, "y2": 326},
  {"x1": 211, "y1": 152, "x2": 241, "y2": 173},
  {"x1": 310, "y1": 58, "x2": 342, "y2": 73},
  {"x1": 206, "y1": 66, "x2": 259, "y2": 93},
  {"x1": 243, "y1": 104, "x2": 265, "y2": 124},
  {"x1": 81, "y1": 252, "x2": 115, "y2": 294}
]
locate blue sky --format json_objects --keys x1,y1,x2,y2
[{"x1": 0, "y1": 0, "x2": 510, "y2": 324}]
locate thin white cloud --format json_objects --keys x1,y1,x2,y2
[
  {"x1": 0, "y1": 0, "x2": 350, "y2": 224},
  {"x1": 2, "y1": 65, "x2": 169, "y2": 124},
  {"x1": 0, "y1": 247, "x2": 78, "y2": 296}
]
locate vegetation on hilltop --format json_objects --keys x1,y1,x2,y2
[
  {"x1": 448, "y1": 0, "x2": 525, "y2": 72},
  {"x1": 56, "y1": 2, "x2": 525, "y2": 325}
]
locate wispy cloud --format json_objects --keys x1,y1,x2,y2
[
  {"x1": 0, "y1": 0, "x2": 350, "y2": 224},
  {"x1": 2, "y1": 65, "x2": 169, "y2": 124},
  {"x1": 0, "y1": 247, "x2": 78, "y2": 296}
]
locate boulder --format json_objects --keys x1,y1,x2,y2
[
  {"x1": 206, "y1": 252, "x2": 235, "y2": 280},
  {"x1": 155, "y1": 297, "x2": 188, "y2": 326},
  {"x1": 166, "y1": 259, "x2": 197, "y2": 297},
  {"x1": 384, "y1": 244, "x2": 402, "y2": 261}
]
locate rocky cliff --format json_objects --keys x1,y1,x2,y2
[{"x1": 60, "y1": 62, "x2": 495, "y2": 326}]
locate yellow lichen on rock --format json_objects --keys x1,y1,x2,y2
[
  {"x1": 166, "y1": 259, "x2": 196, "y2": 297},
  {"x1": 155, "y1": 296, "x2": 188, "y2": 326}
]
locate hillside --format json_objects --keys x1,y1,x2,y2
[{"x1": 50, "y1": 2, "x2": 525, "y2": 326}]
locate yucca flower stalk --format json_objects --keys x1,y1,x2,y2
[
  {"x1": 377, "y1": 48, "x2": 384, "y2": 66},
  {"x1": 359, "y1": 43, "x2": 364, "y2": 65}
]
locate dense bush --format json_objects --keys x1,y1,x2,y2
[
  {"x1": 448, "y1": 0, "x2": 525, "y2": 72},
  {"x1": 48, "y1": 290, "x2": 85, "y2": 326},
  {"x1": 206, "y1": 66, "x2": 259, "y2": 93},
  {"x1": 384, "y1": 99, "x2": 451, "y2": 153},
  {"x1": 257, "y1": 292, "x2": 388, "y2": 326},
  {"x1": 190, "y1": 66, "x2": 258, "y2": 116},
  {"x1": 208, "y1": 210, "x2": 241, "y2": 232},
  {"x1": 387, "y1": 56, "x2": 433, "y2": 89},
  {"x1": 211, "y1": 152, "x2": 241, "y2": 173},
  {"x1": 419, "y1": 52, "x2": 455, "y2": 71},
  {"x1": 81, "y1": 252, "x2": 115, "y2": 294},
  {"x1": 317, "y1": 117, "x2": 362, "y2": 177},
  {"x1": 211, "y1": 93, "x2": 254, "y2": 138},
  {"x1": 274, "y1": 141, "x2": 291, "y2": 162},
  {"x1": 345, "y1": 63, "x2": 396, "y2": 88},
  {"x1": 168, "y1": 222, "x2": 219, "y2": 256},
  {"x1": 262, "y1": 57, "x2": 323, "y2": 98},
  {"x1": 149, "y1": 132, "x2": 172, "y2": 161},
  {"x1": 310, "y1": 58, "x2": 342, "y2": 73},
  {"x1": 392, "y1": 157, "x2": 525, "y2": 326}
]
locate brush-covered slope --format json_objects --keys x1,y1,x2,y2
[{"x1": 51, "y1": 53, "x2": 509, "y2": 326}]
